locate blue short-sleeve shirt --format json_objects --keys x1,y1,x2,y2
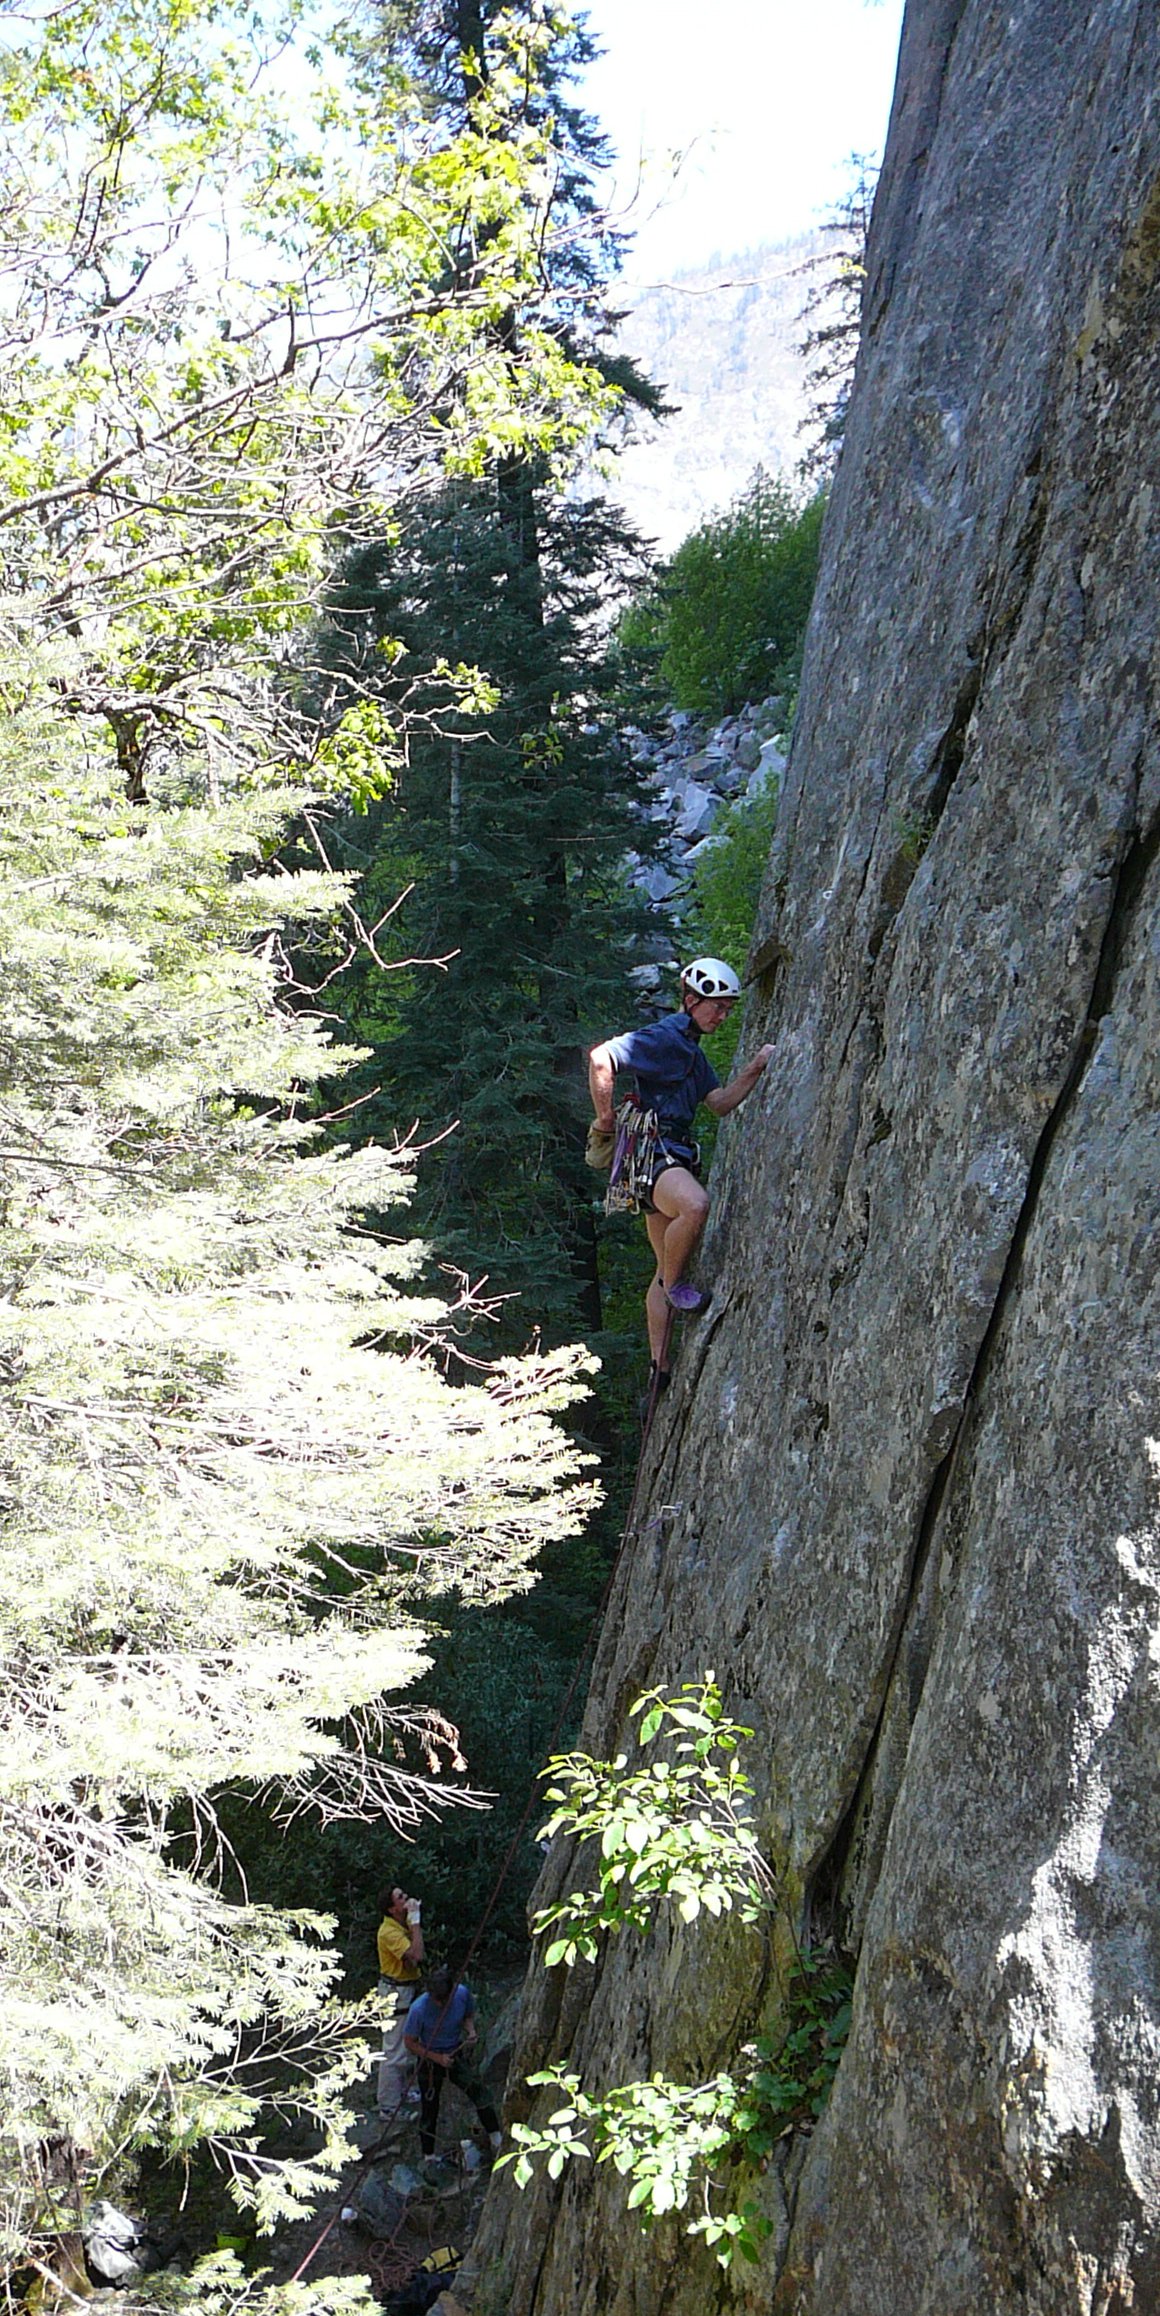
[
  {"x1": 406, "y1": 1983, "x2": 474, "y2": 2055},
  {"x1": 603, "y1": 1011, "x2": 720, "y2": 1144}
]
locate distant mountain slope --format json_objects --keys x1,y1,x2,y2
[{"x1": 607, "y1": 232, "x2": 823, "y2": 551}]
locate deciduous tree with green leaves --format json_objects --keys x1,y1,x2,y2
[
  {"x1": 0, "y1": 0, "x2": 615, "y2": 795},
  {"x1": 621, "y1": 471, "x2": 824, "y2": 720}
]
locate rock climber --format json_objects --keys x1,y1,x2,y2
[
  {"x1": 403, "y1": 1965, "x2": 502, "y2": 2166},
  {"x1": 375, "y1": 1883, "x2": 424, "y2": 2118},
  {"x1": 588, "y1": 958, "x2": 774, "y2": 1406}
]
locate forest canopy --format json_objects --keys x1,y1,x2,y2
[
  {"x1": 0, "y1": 0, "x2": 821, "y2": 2286},
  {"x1": 0, "y1": 0, "x2": 624, "y2": 2282}
]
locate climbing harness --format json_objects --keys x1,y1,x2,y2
[{"x1": 604, "y1": 1014, "x2": 706, "y2": 1217}]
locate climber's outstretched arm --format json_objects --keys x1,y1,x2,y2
[{"x1": 705, "y1": 1042, "x2": 775, "y2": 1117}]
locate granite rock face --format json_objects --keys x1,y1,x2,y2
[{"x1": 465, "y1": 3, "x2": 1160, "y2": 2308}]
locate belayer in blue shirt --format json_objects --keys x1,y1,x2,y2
[
  {"x1": 588, "y1": 958, "x2": 774, "y2": 1404},
  {"x1": 403, "y1": 1966, "x2": 502, "y2": 2163}
]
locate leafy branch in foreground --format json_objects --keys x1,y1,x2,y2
[
  {"x1": 500, "y1": 1679, "x2": 853, "y2": 2271},
  {"x1": 532, "y1": 1676, "x2": 774, "y2": 1964},
  {"x1": 0, "y1": 0, "x2": 618, "y2": 793},
  {"x1": 500, "y1": 2064, "x2": 766, "y2": 2265},
  {"x1": 501, "y1": 1946, "x2": 854, "y2": 2272}
]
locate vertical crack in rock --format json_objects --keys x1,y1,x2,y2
[
  {"x1": 863, "y1": 0, "x2": 972, "y2": 336},
  {"x1": 468, "y1": 14, "x2": 1160, "y2": 2307},
  {"x1": 811, "y1": 782, "x2": 1160, "y2": 1948},
  {"x1": 867, "y1": 653, "x2": 982, "y2": 964}
]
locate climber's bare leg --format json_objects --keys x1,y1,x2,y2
[
  {"x1": 651, "y1": 1166, "x2": 709, "y2": 1294},
  {"x1": 644, "y1": 1212, "x2": 670, "y2": 1366}
]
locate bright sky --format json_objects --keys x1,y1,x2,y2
[{"x1": 579, "y1": 0, "x2": 906, "y2": 282}]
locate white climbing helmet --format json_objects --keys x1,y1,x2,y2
[{"x1": 680, "y1": 956, "x2": 742, "y2": 1001}]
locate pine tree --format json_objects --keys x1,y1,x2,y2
[
  {"x1": 797, "y1": 160, "x2": 879, "y2": 484},
  {"x1": 305, "y1": 0, "x2": 666, "y2": 1347},
  {"x1": 311, "y1": 478, "x2": 661, "y2": 1342},
  {"x1": 0, "y1": 647, "x2": 597, "y2": 2273}
]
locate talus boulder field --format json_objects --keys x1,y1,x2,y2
[{"x1": 462, "y1": 1, "x2": 1160, "y2": 2308}]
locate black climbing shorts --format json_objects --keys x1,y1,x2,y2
[{"x1": 642, "y1": 1141, "x2": 700, "y2": 1213}]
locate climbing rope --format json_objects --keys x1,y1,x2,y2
[
  {"x1": 290, "y1": 1308, "x2": 676, "y2": 2285},
  {"x1": 448, "y1": 1302, "x2": 674, "y2": 1987}
]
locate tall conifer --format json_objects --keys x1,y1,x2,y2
[
  {"x1": 315, "y1": 0, "x2": 666, "y2": 1343},
  {"x1": 0, "y1": 0, "x2": 632, "y2": 2277},
  {"x1": 315, "y1": 481, "x2": 659, "y2": 1337},
  {"x1": 0, "y1": 664, "x2": 596, "y2": 2270}
]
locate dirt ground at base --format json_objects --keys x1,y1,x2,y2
[
  {"x1": 259, "y1": 2061, "x2": 497, "y2": 2302},
  {"x1": 140, "y1": 1990, "x2": 522, "y2": 2308}
]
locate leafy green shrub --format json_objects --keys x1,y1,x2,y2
[
  {"x1": 507, "y1": 1950, "x2": 854, "y2": 2271},
  {"x1": 499, "y1": 1678, "x2": 856, "y2": 2271},
  {"x1": 503, "y1": 2063, "x2": 769, "y2": 2263},
  {"x1": 533, "y1": 1677, "x2": 774, "y2": 1963},
  {"x1": 623, "y1": 473, "x2": 825, "y2": 718}
]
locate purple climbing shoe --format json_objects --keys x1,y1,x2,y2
[{"x1": 664, "y1": 1281, "x2": 708, "y2": 1315}]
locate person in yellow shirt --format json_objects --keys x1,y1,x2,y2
[{"x1": 376, "y1": 1883, "x2": 424, "y2": 2117}]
